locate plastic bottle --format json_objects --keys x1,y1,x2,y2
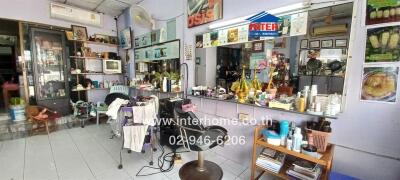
[
  {"x1": 310, "y1": 85, "x2": 318, "y2": 107},
  {"x1": 292, "y1": 127, "x2": 303, "y2": 152},
  {"x1": 303, "y1": 86, "x2": 309, "y2": 109},
  {"x1": 162, "y1": 77, "x2": 167, "y2": 92},
  {"x1": 298, "y1": 96, "x2": 305, "y2": 113}
]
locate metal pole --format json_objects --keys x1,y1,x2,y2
[{"x1": 197, "y1": 151, "x2": 205, "y2": 171}]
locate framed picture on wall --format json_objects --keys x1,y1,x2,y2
[
  {"x1": 360, "y1": 66, "x2": 398, "y2": 103},
  {"x1": 321, "y1": 39, "x2": 333, "y2": 48},
  {"x1": 65, "y1": 31, "x2": 74, "y2": 40},
  {"x1": 300, "y1": 39, "x2": 308, "y2": 49},
  {"x1": 366, "y1": 0, "x2": 400, "y2": 25},
  {"x1": 335, "y1": 39, "x2": 347, "y2": 47},
  {"x1": 119, "y1": 27, "x2": 132, "y2": 49},
  {"x1": 309, "y1": 40, "x2": 320, "y2": 48},
  {"x1": 187, "y1": 0, "x2": 223, "y2": 28},
  {"x1": 365, "y1": 25, "x2": 400, "y2": 63},
  {"x1": 252, "y1": 41, "x2": 264, "y2": 52},
  {"x1": 71, "y1": 25, "x2": 88, "y2": 41}
]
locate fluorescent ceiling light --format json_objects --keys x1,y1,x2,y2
[
  {"x1": 209, "y1": 2, "x2": 309, "y2": 30},
  {"x1": 268, "y1": 2, "x2": 309, "y2": 15},
  {"x1": 208, "y1": 15, "x2": 253, "y2": 29}
]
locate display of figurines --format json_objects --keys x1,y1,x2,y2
[
  {"x1": 234, "y1": 66, "x2": 250, "y2": 103},
  {"x1": 266, "y1": 66, "x2": 278, "y2": 99},
  {"x1": 251, "y1": 69, "x2": 262, "y2": 91},
  {"x1": 88, "y1": 35, "x2": 96, "y2": 42}
]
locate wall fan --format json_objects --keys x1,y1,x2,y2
[{"x1": 130, "y1": 5, "x2": 155, "y2": 30}]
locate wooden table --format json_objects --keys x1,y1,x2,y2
[{"x1": 251, "y1": 125, "x2": 334, "y2": 180}]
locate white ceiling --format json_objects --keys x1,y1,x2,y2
[{"x1": 51, "y1": 0, "x2": 142, "y2": 16}]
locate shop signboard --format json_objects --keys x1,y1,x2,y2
[{"x1": 247, "y1": 11, "x2": 281, "y2": 39}]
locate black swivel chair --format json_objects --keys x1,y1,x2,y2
[{"x1": 174, "y1": 107, "x2": 228, "y2": 180}]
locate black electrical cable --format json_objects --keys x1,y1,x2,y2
[{"x1": 135, "y1": 139, "x2": 189, "y2": 176}]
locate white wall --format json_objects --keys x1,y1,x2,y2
[{"x1": 0, "y1": 0, "x2": 119, "y2": 103}]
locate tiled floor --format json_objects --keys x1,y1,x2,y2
[{"x1": 0, "y1": 124, "x2": 277, "y2": 180}]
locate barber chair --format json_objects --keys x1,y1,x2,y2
[{"x1": 174, "y1": 107, "x2": 228, "y2": 180}]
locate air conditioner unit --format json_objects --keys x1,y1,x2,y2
[
  {"x1": 312, "y1": 24, "x2": 347, "y2": 36},
  {"x1": 50, "y1": 2, "x2": 103, "y2": 27}
]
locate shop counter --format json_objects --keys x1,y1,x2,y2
[{"x1": 188, "y1": 95, "x2": 337, "y2": 120}]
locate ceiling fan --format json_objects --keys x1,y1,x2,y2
[{"x1": 130, "y1": 5, "x2": 155, "y2": 30}]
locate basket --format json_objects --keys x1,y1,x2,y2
[{"x1": 306, "y1": 129, "x2": 331, "y2": 152}]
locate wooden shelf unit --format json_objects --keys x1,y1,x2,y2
[
  {"x1": 70, "y1": 40, "x2": 119, "y2": 47},
  {"x1": 70, "y1": 56, "x2": 104, "y2": 60},
  {"x1": 71, "y1": 88, "x2": 110, "y2": 92},
  {"x1": 69, "y1": 38, "x2": 121, "y2": 101},
  {"x1": 71, "y1": 73, "x2": 123, "y2": 75},
  {"x1": 251, "y1": 125, "x2": 334, "y2": 180}
]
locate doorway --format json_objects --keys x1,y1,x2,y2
[{"x1": 0, "y1": 19, "x2": 21, "y2": 122}]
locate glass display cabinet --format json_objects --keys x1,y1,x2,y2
[{"x1": 31, "y1": 28, "x2": 70, "y2": 115}]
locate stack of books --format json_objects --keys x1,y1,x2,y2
[
  {"x1": 256, "y1": 148, "x2": 286, "y2": 173},
  {"x1": 286, "y1": 160, "x2": 322, "y2": 180}
]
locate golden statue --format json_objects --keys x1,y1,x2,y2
[
  {"x1": 251, "y1": 69, "x2": 262, "y2": 91},
  {"x1": 231, "y1": 66, "x2": 249, "y2": 103}
]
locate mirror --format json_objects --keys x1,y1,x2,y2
[{"x1": 194, "y1": 2, "x2": 354, "y2": 115}]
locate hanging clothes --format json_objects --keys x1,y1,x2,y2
[
  {"x1": 106, "y1": 98, "x2": 129, "y2": 120},
  {"x1": 122, "y1": 96, "x2": 158, "y2": 152},
  {"x1": 123, "y1": 125, "x2": 149, "y2": 152}
]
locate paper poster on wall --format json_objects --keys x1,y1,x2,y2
[
  {"x1": 366, "y1": 25, "x2": 400, "y2": 63},
  {"x1": 168, "y1": 40, "x2": 180, "y2": 59},
  {"x1": 196, "y1": 35, "x2": 203, "y2": 48},
  {"x1": 119, "y1": 27, "x2": 132, "y2": 49},
  {"x1": 187, "y1": 0, "x2": 223, "y2": 28},
  {"x1": 227, "y1": 28, "x2": 239, "y2": 43},
  {"x1": 151, "y1": 30, "x2": 160, "y2": 45},
  {"x1": 279, "y1": 15, "x2": 291, "y2": 37},
  {"x1": 159, "y1": 27, "x2": 167, "y2": 43},
  {"x1": 134, "y1": 37, "x2": 140, "y2": 48},
  {"x1": 249, "y1": 53, "x2": 266, "y2": 69},
  {"x1": 135, "y1": 40, "x2": 180, "y2": 61},
  {"x1": 361, "y1": 66, "x2": 398, "y2": 103},
  {"x1": 210, "y1": 31, "x2": 219, "y2": 46},
  {"x1": 238, "y1": 25, "x2": 249, "y2": 43},
  {"x1": 366, "y1": 0, "x2": 400, "y2": 25},
  {"x1": 184, "y1": 44, "x2": 193, "y2": 60},
  {"x1": 203, "y1": 33, "x2": 211, "y2": 48},
  {"x1": 139, "y1": 33, "x2": 151, "y2": 47},
  {"x1": 290, "y1": 12, "x2": 308, "y2": 36},
  {"x1": 218, "y1": 29, "x2": 228, "y2": 45}
]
